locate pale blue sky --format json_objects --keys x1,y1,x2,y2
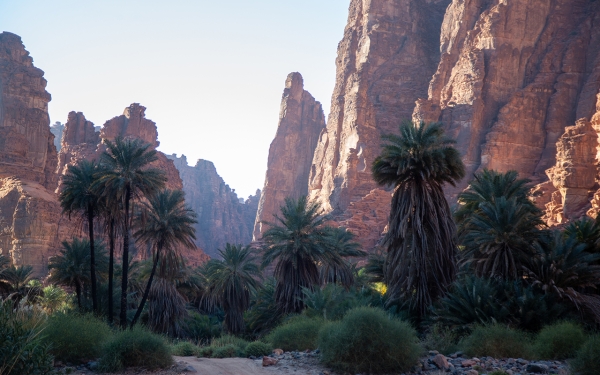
[{"x1": 0, "y1": 0, "x2": 349, "y2": 198}]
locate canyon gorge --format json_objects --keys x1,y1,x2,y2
[{"x1": 2, "y1": 0, "x2": 600, "y2": 274}]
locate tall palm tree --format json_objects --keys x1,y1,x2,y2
[
  {"x1": 59, "y1": 159, "x2": 102, "y2": 312},
  {"x1": 204, "y1": 244, "x2": 261, "y2": 334},
  {"x1": 563, "y1": 217, "x2": 600, "y2": 256},
  {"x1": 130, "y1": 189, "x2": 197, "y2": 328},
  {"x1": 461, "y1": 197, "x2": 542, "y2": 280},
  {"x1": 371, "y1": 121, "x2": 465, "y2": 317},
  {"x1": 48, "y1": 238, "x2": 108, "y2": 309},
  {"x1": 261, "y1": 196, "x2": 352, "y2": 314},
  {"x1": 95, "y1": 136, "x2": 166, "y2": 328}
]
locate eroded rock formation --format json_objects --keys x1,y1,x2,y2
[
  {"x1": 414, "y1": 0, "x2": 600, "y2": 200},
  {"x1": 0, "y1": 32, "x2": 61, "y2": 275},
  {"x1": 169, "y1": 154, "x2": 260, "y2": 258},
  {"x1": 253, "y1": 72, "x2": 325, "y2": 239}
]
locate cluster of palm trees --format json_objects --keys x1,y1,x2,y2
[
  {"x1": 55, "y1": 137, "x2": 197, "y2": 329},
  {"x1": 371, "y1": 121, "x2": 600, "y2": 324}
]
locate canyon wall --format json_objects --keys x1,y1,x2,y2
[
  {"x1": 0, "y1": 32, "x2": 61, "y2": 275},
  {"x1": 252, "y1": 72, "x2": 325, "y2": 239},
  {"x1": 169, "y1": 154, "x2": 260, "y2": 258}
]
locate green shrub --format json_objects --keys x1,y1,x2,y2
[
  {"x1": 534, "y1": 321, "x2": 586, "y2": 360},
  {"x1": 245, "y1": 341, "x2": 272, "y2": 357},
  {"x1": 488, "y1": 371, "x2": 509, "y2": 375},
  {"x1": 266, "y1": 316, "x2": 324, "y2": 351},
  {"x1": 211, "y1": 334, "x2": 249, "y2": 349},
  {"x1": 460, "y1": 324, "x2": 532, "y2": 359},
  {"x1": 197, "y1": 346, "x2": 214, "y2": 358},
  {"x1": 421, "y1": 323, "x2": 462, "y2": 355},
  {"x1": 0, "y1": 301, "x2": 53, "y2": 375},
  {"x1": 98, "y1": 326, "x2": 172, "y2": 372},
  {"x1": 171, "y1": 341, "x2": 200, "y2": 356},
  {"x1": 570, "y1": 335, "x2": 600, "y2": 375},
  {"x1": 211, "y1": 344, "x2": 244, "y2": 358},
  {"x1": 318, "y1": 306, "x2": 421, "y2": 374},
  {"x1": 182, "y1": 311, "x2": 221, "y2": 344},
  {"x1": 42, "y1": 312, "x2": 112, "y2": 363}
]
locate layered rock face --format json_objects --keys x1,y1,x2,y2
[
  {"x1": 169, "y1": 154, "x2": 260, "y2": 258},
  {"x1": 305, "y1": 0, "x2": 450, "y2": 249},
  {"x1": 0, "y1": 32, "x2": 61, "y2": 275},
  {"x1": 253, "y1": 72, "x2": 325, "y2": 239},
  {"x1": 414, "y1": 0, "x2": 600, "y2": 200}
]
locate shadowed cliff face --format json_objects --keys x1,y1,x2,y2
[
  {"x1": 0, "y1": 32, "x2": 61, "y2": 275},
  {"x1": 252, "y1": 72, "x2": 326, "y2": 240},
  {"x1": 168, "y1": 154, "x2": 260, "y2": 259}
]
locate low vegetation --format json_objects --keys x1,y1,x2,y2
[
  {"x1": 533, "y1": 321, "x2": 586, "y2": 360},
  {"x1": 266, "y1": 316, "x2": 324, "y2": 351},
  {"x1": 570, "y1": 335, "x2": 600, "y2": 375},
  {"x1": 460, "y1": 324, "x2": 532, "y2": 359}
]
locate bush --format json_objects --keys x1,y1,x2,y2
[
  {"x1": 211, "y1": 344, "x2": 244, "y2": 358},
  {"x1": 570, "y1": 335, "x2": 600, "y2": 375},
  {"x1": 0, "y1": 300, "x2": 53, "y2": 375},
  {"x1": 98, "y1": 326, "x2": 172, "y2": 372},
  {"x1": 181, "y1": 312, "x2": 221, "y2": 344},
  {"x1": 534, "y1": 321, "x2": 586, "y2": 360},
  {"x1": 171, "y1": 341, "x2": 200, "y2": 356},
  {"x1": 245, "y1": 341, "x2": 272, "y2": 357},
  {"x1": 266, "y1": 316, "x2": 323, "y2": 351},
  {"x1": 210, "y1": 334, "x2": 249, "y2": 349},
  {"x1": 421, "y1": 323, "x2": 462, "y2": 355},
  {"x1": 197, "y1": 335, "x2": 249, "y2": 358},
  {"x1": 318, "y1": 306, "x2": 421, "y2": 374},
  {"x1": 43, "y1": 312, "x2": 112, "y2": 363},
  {"x1": 460, "y1": 324, "x2": 532, "y2": 359}
]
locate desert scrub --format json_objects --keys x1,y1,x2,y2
[
  {"x1": 266, "y1": 316, "x2": 323, "y2": 351},
  {"x1": 197, "y1": 335, "x2": 249, "y2": 358},
  {"x1": 318, "y1": 306, "x2": 421, "y2": 374},
  {"x1": 0, "y1": 300, "x2": 53, "y2": 375},
  {"x1": 245, "y1": 341, "x2": 272, "y2": 357},
  {"x1": 460, "y1": 324, "x2": 532, "y2": 359},
  {"x1": 570, "y1": 335, "x2": 600, "y2": 375},
  {"x1": 171, "y1": 341, "x2": 200, "y2": 356},
  {"x1": 533, "y1": 321, "x2": 586, "y2": 360},
  {"x1": 42, "y1": 312, "x2": 112, "y2": 363},
  {"x1": 98, "y1": 326, "x2": 172, "y2": 372},
  {"x1": 421, "y1": 323, "x2": 462, "y2": 355}
]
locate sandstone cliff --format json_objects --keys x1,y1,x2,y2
[
  {"x1": 253, "y1": 72, "x2": 325, "y2": 240},
  {"x1": 168, "y1": 154, "x2": 260, "y2": 258},
  {"x1": 413, "y1": 0, "x2": 600, "y2": 201},
  {"x1": 0, "y1": 32, "x2": 61, "y2": 275}
]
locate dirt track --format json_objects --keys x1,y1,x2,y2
[{"x1": 173, "y1": 356, "x2": 273, "y2": 375}]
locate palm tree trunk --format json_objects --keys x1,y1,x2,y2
[
  {"x1": 120, "y1": 186, "x2": 131, "y2": 329},
  {"x1": 76, "y1": 281, "x2": 82, "y2": 310},
  {"x1": 108, "y1": 217, "x2": 115, "y2": 324},
  {"x1": 88, "y1": 205, "x2": 97, "y2": 313},
  {"x1": 130, "y1": 245, "x2": 161, "y2": 328}
]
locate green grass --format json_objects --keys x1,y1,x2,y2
[
  {"x1": 171, "y1": 341, "x2": 200, "y2": 356},
  {"x1": 533, "y1": 321, "x2": 586, "y2": 360},
  {"x1": 98, "y1": 326, "x2": 172, "y2": 372},
  {"x1": 570, "y1": 335, "x2": 600, "y2": 375},
  {"x1": 245, "y1": 341, "x2": 272, "y2": 357},
  {"x1": 42, "y1": 312, "x2": 112, "y2": 363},
  {"x1": 460, "y1": 324, "x2": 532, "y2": 359}
]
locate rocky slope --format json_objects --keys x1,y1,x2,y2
[
  {"x1": 168, "y1": 154, "x2": 260, "y2": 258},
  {"x1": 0, "y1": 32, "x2": 61, "y2": 275},
  {"x1": 252, "y1": 72, "x2": 325, "y2": 240}
]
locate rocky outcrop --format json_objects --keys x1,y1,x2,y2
[
  {"x1": 0, "y1": 32, "x2": 61, "y2": 275},
  {"x1": 50, "y1": 122, "x2": 64, "y2": 151},
  {"x1": 413, "y1": 0, "x2": 600, "y2": 200},
  {"x1": 169, "y1": 154, "x2": 260, "y2": 258},
  {"x1": 253, "y1": 73, "x2": 325, "y2": 239},
  {"x1": 99, "y1": 103, "x2": 182, "y2": 191},
  {"x1": 55, "y1": 111, "x2": 100, "y2": 189}
]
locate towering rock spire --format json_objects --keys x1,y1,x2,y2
[{"x1": 253, "y1": 72, "x2": 326, "y2": 240}]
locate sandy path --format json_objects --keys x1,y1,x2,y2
[{"x1": 173, "y1": 356, "x2": 274, "y2": 375}]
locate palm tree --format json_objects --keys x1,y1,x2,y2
[
  {"x1": 371, "y1": 121, "x2": 465, "y2": 317},
  {"x1": 95, "y1": 136, "x2": 166, "y2": 329},
  {"x1": 59, "y1": 159, "x2": 102, "y2": 312},
  {"x1": 261, "y1": 196, "x2": 353, "y2": 314},
  {"x1": 130, "y1": 189, "x2": 197, "y2": 328},
  {"x1": 524, "y1": 231, "x2": 600, "y2": 323},
  {"x1": 455, "y1": 169, "x2": 538, "y2": 231},
  {"x1": 563, "y1": 217, "x2": 600, "y2": 255},
  {"x1": 460, "y1": 197, "x2": 542, "y2": 280},
  {"x1": 318, "y1": 227, "x2": 365, "y2": 288},
  {"x1": 204, "y1": 244, "x2": 261, "y2": 334},
  {"x1": 0, "y1": 265, "x2": 34, "y2": 298},
  {"x1": 48, "y1": 238, "x2": 108, "y2": 309}
]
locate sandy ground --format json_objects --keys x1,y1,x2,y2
[{"x1": 173, "y1": 356, "x2": 274, "y2": 375}]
